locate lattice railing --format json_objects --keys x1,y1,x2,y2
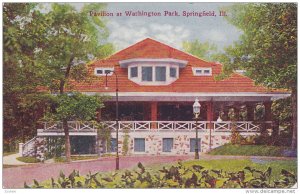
[{"x1": 39, "y1": 121, "x2": 269, "y2": 133}]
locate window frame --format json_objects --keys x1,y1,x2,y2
[
  {"x1": 189, "y1": 138, "x2": 201, "y2": 152},
  {"x1": 192, "y1": 67, "x2": 212, "y2": 76},
  {"x1": 94, "y1": 67, "x2": 114, "y2": 76},
  {"x1": 141, "y1": 66, "x2": 153, "y2": 82},
  {"x1": 162, "y1": 138, "x2": 173, "y2": 152},
  {"x1": 130, "y1": 66, "x2": 138, "y2": 78},
  {"x1": 134, "y1": 138, "x2": 146, "y2": 152}
]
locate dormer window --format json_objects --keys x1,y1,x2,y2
[
  {"x1": 192, "y1": 67, "x2": 212, "y2": 76},
  {"x1": 170, "y1": 67, "x2": 177, "y2": 78},
  {"x1": 130, "y1": 66, "x2": 138, "y2": 78},
  {"x1": 94, "y1": 67, "x2": 114, "y2": 76},
  {"x1": 119, "y1": 58, "x2": 187, "y2": 85}
]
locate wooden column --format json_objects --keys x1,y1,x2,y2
[
  {"x1": 246, "y1": 104, "x2": 255, "y2": 121},
  {"x1": 96, "y1": 108, "x2": 102, "y2": 122},
  {"x1": 206, "y1": 101, "x2": 213, "y2": 151},
  {"x1": 151, "y1": 102, "x2": 158, "y2": 129},
  {"x1": 264, "y1": 101, "x2": 273, "y2": 133}
]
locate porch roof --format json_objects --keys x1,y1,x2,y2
[{"x1": 83, "y1": 92, "x2": 290, "y2": 102}]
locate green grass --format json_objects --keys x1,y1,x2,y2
[
  {"x1": 54, "y1": 155, "x2": 99, "y2": 163},
  {"x1": 208, "y1": 144, "x2": 291, "y2": 157},
  {"x1": 16, "y1": 156, "x2": 39, "y2": 163},
  {"x1": 3, "y1": 151, "x2": 17, "y2": 156},
  {"x1": 3, "y1": 164, "x2": 24, "y2": 168}
]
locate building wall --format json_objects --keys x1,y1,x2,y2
[{"x1": 108, "y1": 131, "x2": 258, "y2": 156}]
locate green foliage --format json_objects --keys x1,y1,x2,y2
[
  {"x1": 209, "y1": 144, "x2": 292, "y2": 157},
  {"x1": 122, "y1": 128, "x2": 130, "y2": 156},
  {"x1": 94, "y1": 122, "x2": 112, "y2": 153},
  {"x1": 182, "y1": 39, "x2": 218, "y2": 61},
  {"x1": 25, "y1": 161, "x2": 296, "y2": 188},
  {"x1": 45, "y1": 92, "x2": 104, "y2": 121},
  {"x1": 16, "y1": 156, "x2": 39, "y2": 163},
  {"x1": 45, "y1": 137, "x2": 65, "y2": 159}
]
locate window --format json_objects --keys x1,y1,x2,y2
[
  {"x1": 170, "y1": 67, "x2": 177, "y2": 78},
  {"x1": 130, "y1": 67, "x2": 138, "y2": 78},
  {"x1": 142, "y1": 67, "x2": 153, "y2": 81},
  {"x1": 192, "y1": 68, "x2": 212, "y2": 76},
  {"x1": 190, "y1": 138, "x2": 201, "y2": 152},
  {"x1": 134, "y1": 138, "x2": 145, "y2": 152},
  {"x1": 97, "y1": 69, "x2": 103, "y2": 74},
  {"x1": 155, "y1": 66, "x2": 166, "y2": 81},
  {"x1": 162, "y1": 138, "x2": 173, "y2": 152},
  {"x1": 110, "y1": 138, "x2": 117, "y2": 152},
  {"x1": 94, "y1": 67, "x2": 114, "y2": 76}
]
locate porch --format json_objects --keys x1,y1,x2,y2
[{"x1": 36, "y1": 120, "x2": 271, "y2": 136}]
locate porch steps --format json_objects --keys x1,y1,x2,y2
[{"x1": 22, "y1": 136, "x2": 37, "y2": 157}]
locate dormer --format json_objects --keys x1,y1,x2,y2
[{"x1": 119, "y1": 58, "x2": 188, "y2": 85}]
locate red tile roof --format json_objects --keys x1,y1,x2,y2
[{"x1": 69, "y1": 38, "x2": 286, "y2": 94}]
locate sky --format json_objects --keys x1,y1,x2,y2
[
  {"x1": 43, "y1": 2, "x2": 243, "y2": 52},
  {"x1": 103, "y1": 2, "x2": 243, "y2": 52}
]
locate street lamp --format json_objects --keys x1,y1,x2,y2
[
  {"x1": 105, "y1": 70, "x2": 119, "y2": 170},
  {"x1": 193, "y1": 98, "x2": 201, "y2": 159}
]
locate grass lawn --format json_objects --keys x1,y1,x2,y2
[
  {"x1": 3, "y1": 152, "x2": 17, "y2": 156},
  {"x1": 16, "y1": 156, "x2": 39, "y2": 163},
  {"x1": 208, "y1": 144, "x2": 292, "y2": 157},
  {"x1": 54, "y1": 155, "x2": 99, "y2": 163}
]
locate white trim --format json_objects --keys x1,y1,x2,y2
[
  {"x1": 119, "y1": 58, "x2": 188, "y2": 68},
  {"x1": 94, "y1": 67, "x2": 114, "y2": 76},
  {"x1": 192, "y1": 67, "x2": 212, "y2": 76},
  {"x1": 83, "y1": 91, "x2": 290, "y2": 97}
]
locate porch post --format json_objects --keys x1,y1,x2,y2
[
  {"x1": 264, "y1": 101, "x2": 273, "y2": 133},
  {"x1": 206, "y1": 101, "x2": 213, "y2": 151},
  {"x1": 151, "y1": 102, "x2": 158, "y2": 129},
  {"x1": 246, "y1": 104, "x2": 255, "y2": 121}
]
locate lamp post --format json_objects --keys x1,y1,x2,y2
[
  {"x1": 105, "y1": 70, "x2": 119, "y2": 170},
  {"x1": 193, "y1": 98, "x2": 201, "y2": 159}
]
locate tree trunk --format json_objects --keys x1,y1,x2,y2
[
  {"x1": 59, "y1": 55, "x2": 74, "y2": 162},
  {"x1": 62, "y1": 119, "x2": 71, "y2": 162},
  {"x1": 291, "y1": 88, "x2": 297, "y2": 150}
]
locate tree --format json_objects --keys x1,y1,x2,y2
[
  {"x1": 215, "y1": 3, "x2": 297, "y2": 150},
  {"x1": 182, "y1": 40, "x2": 217, "y2": 61},
  {"x1": 45, "y1": 93, "x2": 104, "y2": 159},
  {"x1": 3, "y1": 3, "x2": 51, "y2": 149},
  {"x1": 35, "y1": 3, "x2": 113, "y2": 162}
]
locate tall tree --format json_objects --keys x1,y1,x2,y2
[
  {"x1": 182, "y1": 40, "x2": 217, "y2": 61},
  {"x1": 3, "y1": 3, "x2": 50, "y2": 149},
  {"x1": 215, "y1": 3, "x2": 297, "y2": 150},
  {"x1": 36, "y1": 3, "x2": 113, "y2": 162}
]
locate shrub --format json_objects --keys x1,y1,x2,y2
[{"x1": 25, "y1": 162, "x2": 296, "y2": 188}]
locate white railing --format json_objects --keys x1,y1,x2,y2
[
  {"x1": 22, "y1": 136, "x2": 37, "y2": 157},
  {"x1": 38, "y1": 121, "x2": 270, "y2": 134},
  {"x1": 43, "y1": 121, "x2": 96, "y2": 132}
]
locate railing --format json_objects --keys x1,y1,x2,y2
[
  {"x1": 43, "y1": 121, "x2": 96, "y2": 132},
  {"x1": 22, "y1": 136, "x2": 37, "y2": 157},
  {"x1": 39, "y1": 121, "x2": 270, "y2": 133}
]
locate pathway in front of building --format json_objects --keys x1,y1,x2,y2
[{"x1": 3, "y1": 155, "x2": 296, "y2": 189}]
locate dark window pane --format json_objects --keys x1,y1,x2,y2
[
  {"x1": 190, "y1": 138, "x2": 201, "y2": 152},
  {"x1": 155, "y1": 66, "x2": 166, "y2": 81},
  {"x1": 134, "y1": 138, "x2": 145, "y2": 152},
  {"x1": 131, "y1": 67, "x2": 138, "y2": 78},
  {"x1": 204, "y1": 70, "x2": 210, "y2": 74},
  {"x1": 163, "y1": 138, "x2": 173, "y2": 152},
  {"x1": 196, "y1": 69, "x2": 202, "y2": 74},
  {"x1": 104, "y1": 70, "x2": 111, "y2": 74},
  {"x1": 142, "y1": 67, "x2": 152, "y2": 81},
  {"x1": 110, "y1": 138, "x2": 117, "y2": 152},
  {"x1": 170, "y1": 67, "x2": 177, "y2": 78},
  {"x1": 97, "y1": 69, "x2": 103, "y2": 74}
]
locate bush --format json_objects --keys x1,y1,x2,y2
[
  {"x1": 25, "y1": 162, "x2": 296, "y2": 188},
  {"x1": 16, "y1": 156, "x2": 39, "y2": 163}
]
